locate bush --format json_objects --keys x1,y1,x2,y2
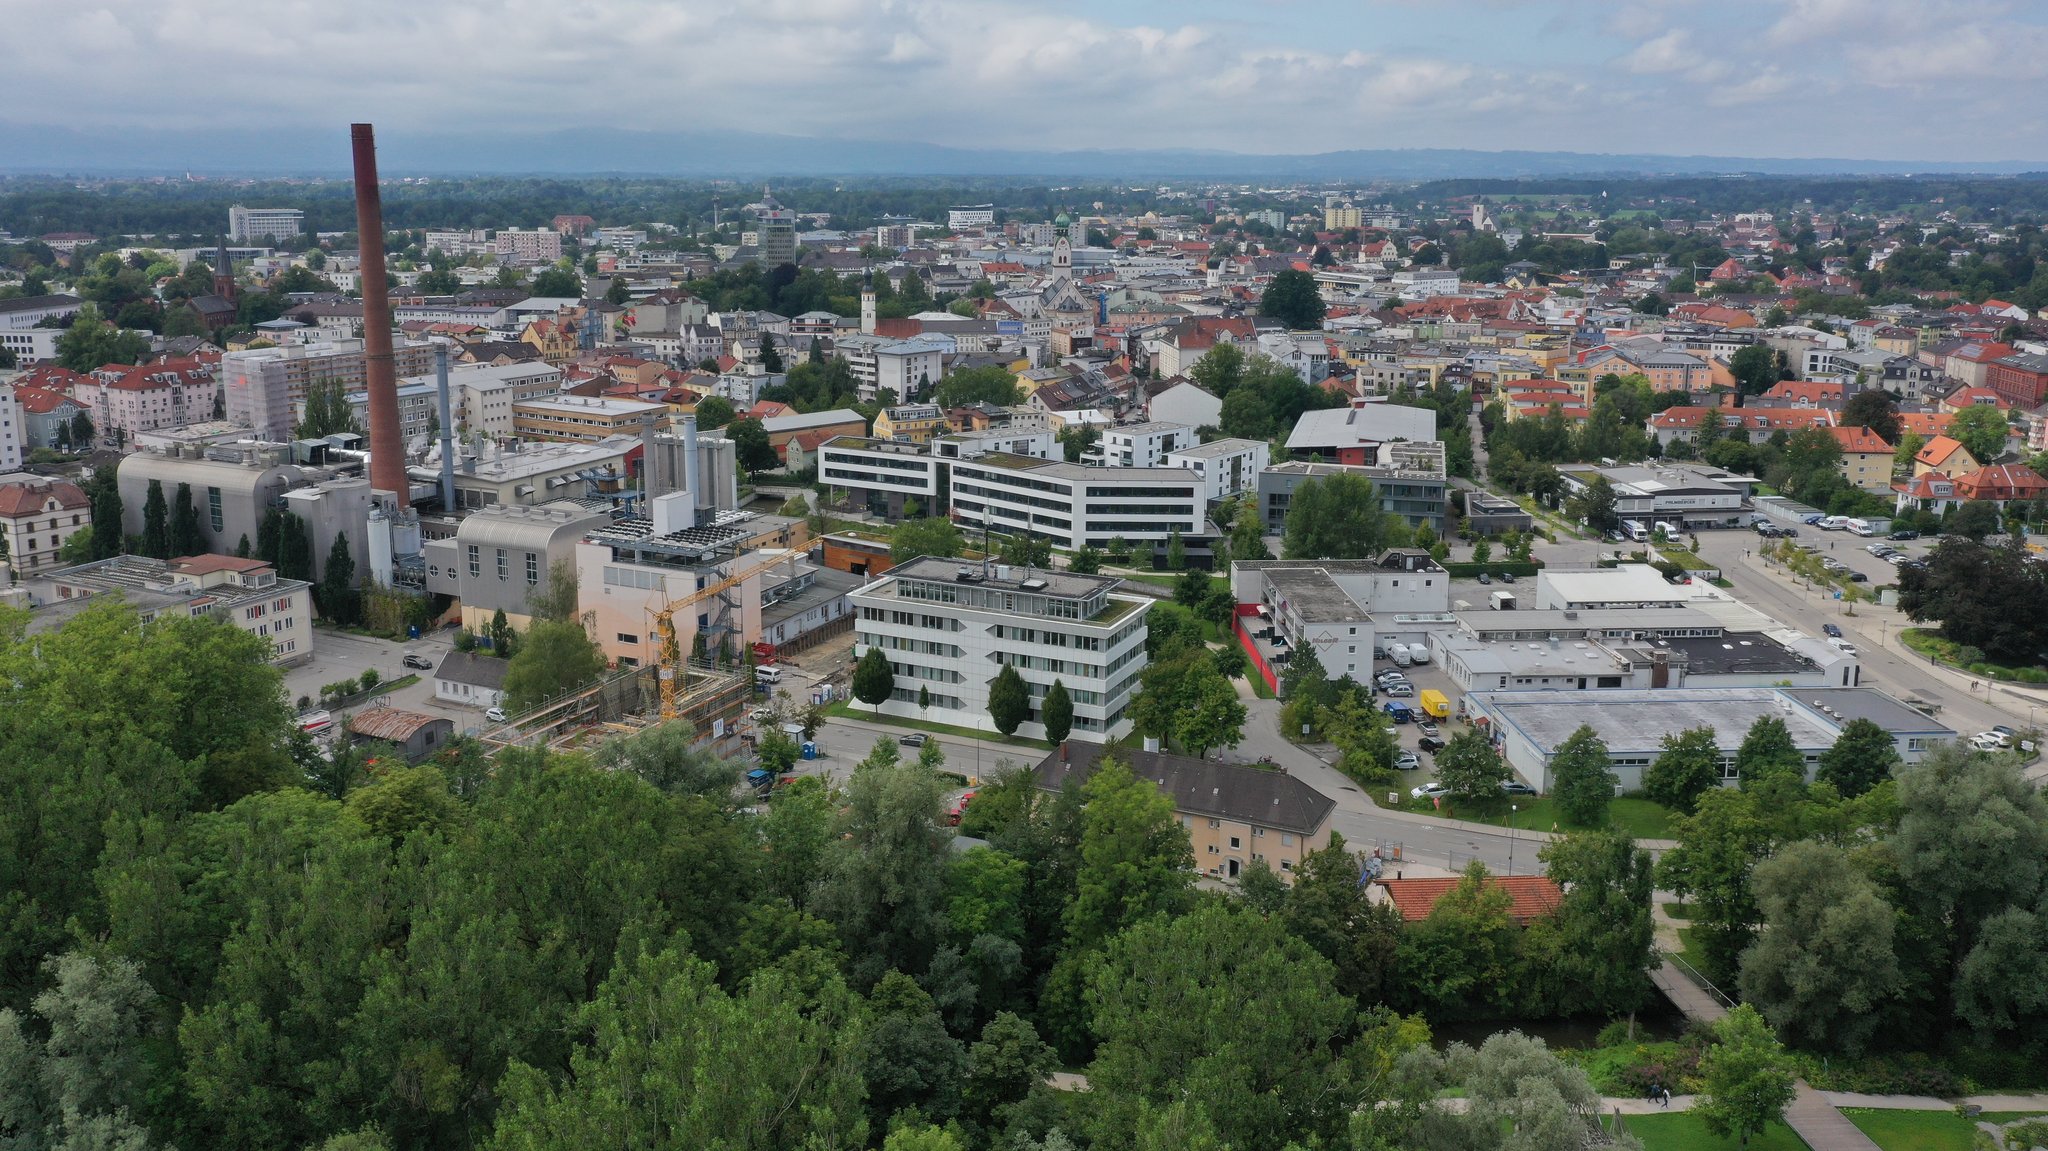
[
  {"x1": 1576, "y1": 1037, "x2": 1708, "y2": 1096},
  {"x1": 1800, "y1": 1051, "x2": 1965, "y2": 1096},
  {"x1": 359, "y1": 669, "x2": 381, "y2": 692}
]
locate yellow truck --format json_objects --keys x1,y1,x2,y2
[{"x1": 1418, "y1": 689, "x2": 1451, "y2": 720}]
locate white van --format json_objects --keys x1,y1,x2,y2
[
  {"x1": 1407, "y1": 642, "x2": 1432, "y2": 665},
  {"x1": 1819, "y1": 516, "x2": 1849, "y2": 531},
  {"x1": 1624, "y1": 521, "x2": 1649, "y2": 542},
  {"x1": 1845, "y1": 518, "x2": 1874, "y2": 536},
  {"x1": 754, "y1": 665, "x2": 783, "y2": 685},
  {"x1": 1654, "y1": 520, "x2": 1679, "y2": 537},
  {"x1": 1389, "y1": 643, "x2": 1414, "y2": 667}
]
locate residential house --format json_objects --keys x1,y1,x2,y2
[
  {"x1": 1912, "y1": 435, "x2": 1979, "y2": 479},
  {"x1": 1954, "y1": 464, "x2": 2048, "y2": 508},
  {"x1": 521, "y1": 317, "x2": 579, "y2": 365},
  {"x1": 0, "y1": 477, "x2": 90, "y2": 575},
  {"x1": 12, "y1": 385, "x2": 90, "y2": 450},
  {"x1": 1893, "y1": 473, "x2": 1964, "y2": 517},
  {"x1": 1031, "y1": 743, "x2": 1336, "y2": 881},
  {"x1": 872, "y1": 403, "x2": 948, "y2": 444},
  {"x1": 1828, "y1": 425, "x2": 1896, "y2": 494},
  {"x1": 432, "y1": 650, "x2": 509, "y2": 709}
]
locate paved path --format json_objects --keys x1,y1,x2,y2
[
  {"x1": 1824, "y1": 1091, "x2": 2048, "y2": 1112},
  {"x1": 1783, "y1": 1081, "x2": 1884, "y2": 1150}
]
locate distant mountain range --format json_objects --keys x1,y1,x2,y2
[{"x1": 1, "y1": 122, "x2": 2041, "y2": 180}]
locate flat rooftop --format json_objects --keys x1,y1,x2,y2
[
  {"x1": 1617, "y1": 632, "x2": 1812, "y2": 676},
  {"x1": 1264, "y1": 567, "x2": 1369, "y2": 622},
  {"x1": 884, "y1": 554, "x2": 1123, "y2": 601},
  {"x1": 957, "y1": 452, "x2": 1196, "y2": 482},
  {"x1": 1478, "y1": 687, "x2": 1839, "y2": 755},
  {"x1": 1537, "y1": 565, "x2": 1692, "y2": 608},
  {"x1": 1472, "y1": 686, "x2": 1954, "y2": 757},
  {"x1": 1167, "y1": 436, "x2": 1264, "y2": 459}
]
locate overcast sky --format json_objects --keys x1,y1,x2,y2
[{"x1": 12, "y1": 0, "x2": 2047, "y2": 162}]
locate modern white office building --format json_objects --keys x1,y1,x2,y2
[
  {"x1": 948, "y1": 454, "x2": 1203, "y2": 549},
  {"x1": 819, "y1": 428, "x2": 1062, "y2": 519},
  {"x1": 851, "y1": 557, "x2": 1151, "y2": 742},
  {"x1": 227, "y1": 206, "x2": 305, "y2": 242},
  {"x1": 1085, "y1": 422, "x2": 1196, "y2": 468},
  {"x1": 1165, "y1": 437, "x2": 1270, "y2": 503}
]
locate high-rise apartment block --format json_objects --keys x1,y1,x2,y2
[{"x1": 228, "y1": 205, "x2": 305, "y2": 242}]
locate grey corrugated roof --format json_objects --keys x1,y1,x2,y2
[{"x1": 1032, "y1": 744, "x2": 1336, "y2": 836}]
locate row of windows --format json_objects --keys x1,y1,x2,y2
[
  {"x1": 992, "y1": 624, "x2": 1102, "y2": 651},
  {"x1": 993, "y1": 651, "x2": 1103, "y2": 681}
]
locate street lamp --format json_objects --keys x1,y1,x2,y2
[{"x1": 1507, "y1": 804, "x2": 1517, "y2": 874}]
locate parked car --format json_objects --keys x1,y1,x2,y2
[
  {"x1": 1376, "y1": 669, "x2": 1409, "y2": 686},
  {"x1": 1476, "y1": 571, "x2": 1492, "y2": 585},
  {"x1": 1803, "y1": 513, "x2": 1827, "y2": 525},
  {"x1": 1972, "y1": 732, "x2": 2012, "y2": 752},
  {"x1": 1411, "y1": 782, "x2": 1451, "y2": 799},
  {"x1": 1846, "y1": 571, "x2": 1869, "y2": 582},
  {"x1": 1498, "y1": 571, "x2": 1516, "y2": 583},
  {"x1": 1993, "y1": 725, "x2": 2017, "y2": 738},
  {"x1": 1417, "y1": 721, "x2": 1441, "y2": 739},
  {"x1": 1418, "y1": 734, "x2": 1447, "y2": 754},
  {"x1": 1383, "y1": 682, "x2": 1416, "y2": 698},
  {"x1": 484, "y1": 706, "x2": 507, "y2": 723},
  {"x1": 1500, "y1": 780, "x2": 1538, "y2": 796},
  {"x1": 900, "y1": 733, "x2": 929, "y2": 748},
  {"x1": 1823, "y1": 623, "x2": 1843, "y2": 638},
  {"x1": 1782, "y1": 527, "x2": 1800, "y2": 537},
  {"x1": 1890, "y1": 529, "x2": 1920, "y2": 540},
  {"x1": 1394, "y1": 751, "x2": 1421, "y2": 771},
  {"x1": 401, "y1": 652, "x2": 433, "y2": 670}
]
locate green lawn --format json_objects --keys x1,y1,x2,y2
[
  {"x1": 1898, "y1": 628, "x2": 2048, "y2": 683},
  {"x1": 1839, "y1": 1108, "x2": 2048, "y2": 1151},
  {"x1": 822, "y1": 700, "x2": 1052, "y2": 752},
  {"x1": 1613, "y1": 1112, "x2": 1808, "y2": 1150},
  {"x1": 1397, "y1": 792, "x2": 1677, "y2": 839}
]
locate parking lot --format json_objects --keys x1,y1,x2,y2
[{"x1": 281, "y1": 626, "x2": 485, "y2": 730}]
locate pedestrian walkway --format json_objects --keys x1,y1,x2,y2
[
  {"x1": 1784, "y1": 1081, "x2": 1883, "y2": 1150},
  {"x1": 1649, "y1": 960, "x2": 1728, "y2": 1024},
  {"x1": 1823, "y1": 1091, "x2": 2048, "y2": 1112}
]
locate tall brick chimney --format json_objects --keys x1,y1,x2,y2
[{"x1": 350, "y1": 123, "x2": 407, "y2": 508}]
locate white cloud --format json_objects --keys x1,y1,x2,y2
[{"x1": 4, "y1": 0, "x2": 2046, "y2": 161}]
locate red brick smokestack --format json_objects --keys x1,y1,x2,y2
[{"x1": 350, "y1": 123, "x2": 407, "y2": 508}]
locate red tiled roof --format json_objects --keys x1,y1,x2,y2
[
  {"x1": 1915, "y1": 435, "x2": 1971, "y2": 465},
  {"x1": 1896, "y1": 412, "x2": 1954, "y2": 438},
  {"x1": 1956, "y1": 464, "x2": 2048, "y2": 502},
  {"x1": 11, "y1": 385, "x2": 81, "y2": 414},
  {"x1": 1378, "y1": 875, "x2": 1563, "y2": 924},
  {"x1": 0, "y1": 479, "x2": 89, "y2": 518},
  {"x1": 1828, "y1": 425, "x2": 1892, "y2": 454}
]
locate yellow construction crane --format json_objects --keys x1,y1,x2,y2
[{"x1": 650, "y1": 552, "x2": 795, "y2": 720}]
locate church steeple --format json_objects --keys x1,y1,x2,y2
[{"x1": 212, "y1": 238, "x2": 237, "y2": 302}]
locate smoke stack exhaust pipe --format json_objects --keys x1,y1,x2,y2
[{"x1": 351, "y1": 123, "x2": 408, "y2": 509}]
